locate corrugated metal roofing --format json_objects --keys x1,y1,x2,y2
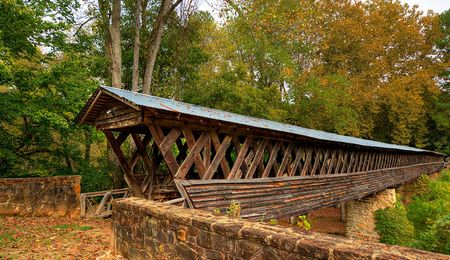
[{"x1": 92, "y1": 86, "x2": 443, "y2": 155}]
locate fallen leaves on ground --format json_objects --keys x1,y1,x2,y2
[{"x1": 0, "y1": 216, "x2": 113, "y2": 259}]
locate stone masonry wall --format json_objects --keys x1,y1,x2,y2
[
  {"x1": 345, "y1": 189, "x2": 396, "y2": 242},
  {"x1": 112, "y1": 197, "x2": 448, "y2": 260},
  {"x1": 0, "y1": 175, "x2": 81, "y2": 218}
]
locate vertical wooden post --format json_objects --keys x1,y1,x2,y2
[
  {"x1": 80, "y1": 193, "x2": 86, "y2": 217},
  {"x1": 340, "y1": 202, "x2": 346, "y2": 222}
]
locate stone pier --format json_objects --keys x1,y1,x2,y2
[{"x1": 345, "y1": 188, "x2": 396, "y2": 241}]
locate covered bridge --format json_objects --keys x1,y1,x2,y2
[{"x1": 76, "y1": 86, "x2": 446, "y2": 220}]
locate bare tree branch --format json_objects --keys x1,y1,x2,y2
[{"x1": 73, "y1": 15, "x2": 99, "y2": 36}]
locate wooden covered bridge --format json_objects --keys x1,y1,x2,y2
[{"x1": 76, "y1": 86, "x2": 447, "y2": 220}]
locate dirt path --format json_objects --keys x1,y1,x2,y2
[
  {"x1": 0, "y1": 216, "x2": 113, "y2": 259},
  {"x1": 278, "y1": 206, "x2": 346, "y2": 236}
]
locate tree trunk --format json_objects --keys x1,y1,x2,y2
[
  {"x1": 62, "y1": 135, "x2": 73, "y2": 174},
  {"x1": 131, "y1": 0, "x2": 142, "y2": 92},
  {"x1": 84, "y1": 129, "x2": 92, "y2": 162},
  {"x1": 110, "y1": 0, "x2": 122, "y2": 88},
  {"x1": 141, "y1": 0, "x2": 148, "y2": 28},
  {"x1": 142, "y1": 0, "x2": 181, "y2": 94},
  {"x1": 98, "y1": 0, "x2": 112, "y2": 83},
  {"x1": 98, "y1": 0, "x2": 123, "y2": 188}
]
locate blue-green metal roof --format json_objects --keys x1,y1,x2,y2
[{"x1": 80, "y1": 86, "x2": 445, "y2": 156}]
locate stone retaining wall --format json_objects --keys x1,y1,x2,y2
[
  {"x1": 0, "y1": 175, "x2": 81, "y2": 218},
  {"x1": 112, "y1": 197, "x2": 448, "y2": 260}
]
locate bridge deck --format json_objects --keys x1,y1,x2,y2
[{"x1": 76, "y1": 86, "x2": 447, "y2": 217}]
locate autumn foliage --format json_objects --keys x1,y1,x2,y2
[{"x1": 0, "y1": 0, "x2": 449, "y2": 185}]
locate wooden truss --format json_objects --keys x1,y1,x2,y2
[{"x1": 102, "y1": 118, "x2": 440, "y2": 201}]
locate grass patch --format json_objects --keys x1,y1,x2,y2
[
  {"x1": 0, "y1": 231, "x2": 19, "y2": 249},
  {"x1": 0, "y1": 232, "x2": 16, "y2": 243},
  {"x1": 52, "y1": 224, "x2": 93, "y2": 231},
  {"x1": 78, "y1": 225, "x2": 94, "y2": 231}
]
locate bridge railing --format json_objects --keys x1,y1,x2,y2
[{"x1": 80, "y1": 188, "x2": 130, "y2": 218}]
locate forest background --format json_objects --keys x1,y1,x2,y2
[{"x1": 0, "y1": 0, "x2": 449, "y2": 192}]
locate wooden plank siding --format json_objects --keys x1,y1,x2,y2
[
  {"x1": 176, "y1": 162, "x2": 445, "y2": 220},
  {"x1": 95, "y1": 101, "x2": 141, "y2": 130}
]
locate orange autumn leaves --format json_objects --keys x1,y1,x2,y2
[{"x1": 224, "y1": 0, "x2": 445, "y2": 146}]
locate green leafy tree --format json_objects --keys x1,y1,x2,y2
[
  {"x1": 0, "y1": 0, "x2": 112, "y2": 191},
  {"x1": 290, "y1": 74, "x2": 359, "y2": 135}
]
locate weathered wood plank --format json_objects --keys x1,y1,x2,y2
[
  {"x1": 210, "y1": 132, "x2": 231, "y2": 178},
  {"x1": 310, "y1": 148, "x2": 322, "y2": 175},
  {"x1": 232, "y1": 136, "x2": 250, "y2": 176},
  {"x1": 203, "y1": 136, "x2": 211, "y2": 169},
  {"x1": 96, "y1": 117, "x2": 142, "y2": 130},
  {"x1": 229, "y1": 136, "x2": 252, "y2": 179},
  {"x1": 175, "y1": 132, "x2": 209, "y2": 180},
  {"x1": 147, "y1": 123, "x2": 180, "y2": 176},
  {"x1": 80, "y1": 194, "x2": 86, "y2": 217},
  {"x1": 262, "y1": 142, "x2": 281, "y2": 178},
  {"x1": 300, "y1": 148, "x2": 313, "y2": 176},
  {"x1": 104, "y1": 131, "x2": 144, "y2": 198},
  {"x1": 159, "y1": 129, "x2": 182, "y2": 155},
  {"x1": 319, "y1": 149, "x2": 330, "y2": 175},
  {"x1": 183, "y1": 128, "x2": 207, "y2": 178},
  {"x1": 131, "y1": 133, "x2": 156, "y2": 195},
  {"x1": 334, "y1": 150, "x2": 344, "y2": 174},
  {"x1": 245, "y1": 140, "x2": 268, "y2": 179},
  {"x1": 327, "y1": 150, "x2": 337, "y2": 175},
  {"x1": 95, "y1": 191, "x2": 111, "y2": 216},
  {"x1": 203, "y1": 135, "x2": 232, "y2": 180},
  {"x1": 347, "y1": 152, "x2": 355, "y2": 173},
  {"x1": 95, "y1": 111, "x2": 141, "y2": 126},
  {"x1": 340, "y1": 151, "x2": 350, "y2": 173},
  {"x1": 130, "y1": 134, "x2": 152, "y2": 170},
  {"x1": 277, "y1": 143, "x2": 293, "y2": 177}
]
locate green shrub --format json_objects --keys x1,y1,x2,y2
[
  {"x1": 405, "y1": 171, "x2": 450, "y2": 254},
  {"x1": 226, "y1": 200, "x2": 241, "y2": 218},
  {"x1": 376, "y1": 169, "x2": 450, "y2": 254},
  {"x1": 410, "y1": 174, "x2": 431, "y2": 196},
  {"x1": 268, "y1": 218, "x2": 278, "y2": 225},
  {"x1": 407, "y1": 174, "x2": 449, "y2": 232},
  {"x1": 439, "y1": 169, "x2": 450, "y2": 182},
  {"x1": 296, "y1": 215, "x2": 311, "y2": 231},
  {"x1": 375, "y1": 202, "x2": 415, "y2": 246},
  {"x1": 412, "y1": 214, "x2": 450, "y2": 254},
  {"x1": 77, "y1": 160, "x2": 113, "y2": 193},
  {"x1": 431, "y1": 214, "x2": 450, "y2": 254}
]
